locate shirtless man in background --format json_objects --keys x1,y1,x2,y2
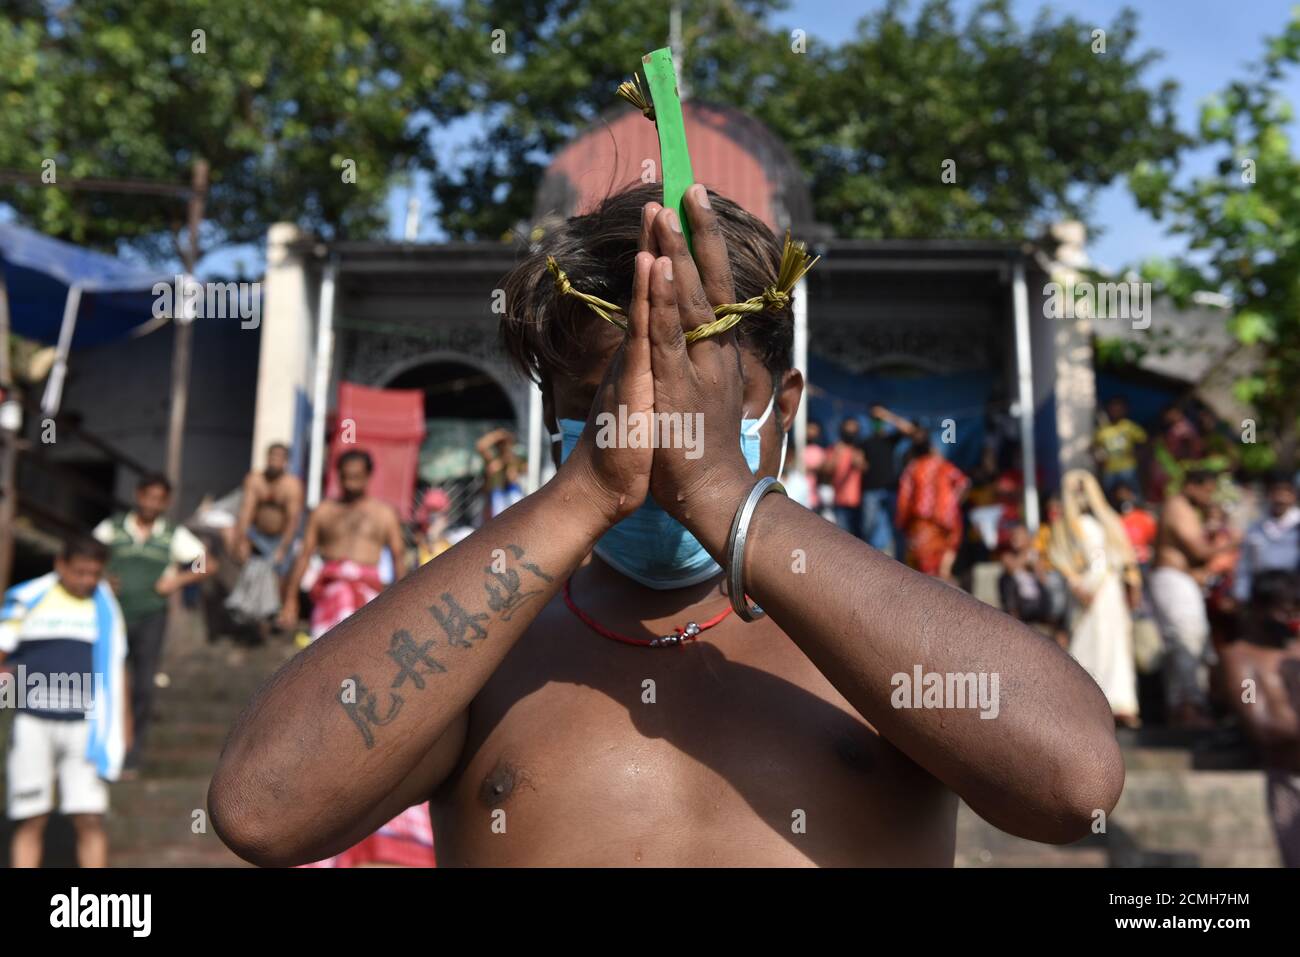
[
  {"x1": 1151, "y1": 469, "x2": 1238, "y2": 727},
  {"x1": 212, "y1": 184, "x2": 1122, "y2": 868},
  {"x1": 278, "y1": 450, "x2": 407, "y2": 640},
  {"x1": 1222, "y1": 570, "x2": 1300, "y2": 866},
  {"x1": 233, "y1": 442, "x2": 304, "y2": 582}
]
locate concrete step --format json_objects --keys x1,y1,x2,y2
[
  {"x1": 112, "y1": 843, "x2": 250, "y2": 868},
  {"x1": 956, "y1": 765, "x2": 1282, "y2": 868}
]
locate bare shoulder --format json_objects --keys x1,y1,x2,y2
[
  {"x1": 1221, "y1": 641, "x2": 1259, "y2": 675},
  {"x1": 372, "y1": 498, "x2": 400, "y2": 520},
  {"x1": 367, "y1": 498, "x2": 402, "y2": 529},
  {"x1": 1160, "y1": 495, "x2": 1192, "y2": 528},
  {"x1": 1226, "y1": 643, "x2": 1289, "y2": 697}
]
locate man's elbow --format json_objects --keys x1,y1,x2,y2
[
  {"x1": 208, "y1": 764, "x2": 304, "y2": 868},
  {"x1": 1039, "y1": 727, "x2": 1126, "y2": 844}
]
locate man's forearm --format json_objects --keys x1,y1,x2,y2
[
  {"x1": 281, "y1": 552, "x2": 309, "y2": 604},
  {"x1": 687, "y1": 477, "x2": 1124, "y2": 843},
  {"x1": 170, "y1": 569, "x2": 209, "y2": 590},
  {"x1": 209, "y1": 472, "x2": 608, "y2": 863},
  {"x1": 234, "y1": 490, "x2": 255, "y2": 541},
  {"x1": 878, "y1": 407, "x2": 918, "y2": 437},
  {"x1": 389, "y1": 520, "x2": 410, "y2": 581},
  {"x1": 278, "y1": 502, "x2": 303, "y2": 553}
]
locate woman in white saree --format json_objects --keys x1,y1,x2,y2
[{"x1": 1048, "y1": 470, "x2": 1142, "y2": 728}]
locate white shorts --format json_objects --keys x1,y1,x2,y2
[
  {"x1": 6, "y1": 712, "x2": 109, "y2": 820},
  {"x1": 1149, "y1": 566, "x2": 1212, "y2": 710},
  {"x1": 1149, "y1": 566, "x2": 1210, "y2": 655}
]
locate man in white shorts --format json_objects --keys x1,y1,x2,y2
[
  {"x1": 0, "y1": 538, "x2": 129, "y2": 867},
  {"x1": 1151, "y1": 468, "x2": 1237, "y2": 727}
]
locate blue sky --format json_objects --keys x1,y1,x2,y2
[
  {"x1": 213, "y1": 1, "x2": 1300, "y2": 276},
  {"x1": 767, "y1": 0, "x2": 1300, "y2": 271}
]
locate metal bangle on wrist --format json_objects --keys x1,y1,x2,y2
[{"x1": 725, "y1": 476, "x2": 786, "y2": 622}]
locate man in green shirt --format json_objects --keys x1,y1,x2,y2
[{"x1": 93, "y1": 472, "x2": 215, "y2": 771}]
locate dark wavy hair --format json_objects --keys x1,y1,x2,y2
[
  {"x1": 337, "y1": 449, "x2": 373, "y2": 475},
  {"x1": 61, "y1": 536, "x2": 109, "y2": 564},
  {"x1": 499, "y1": 182, "x2": 794, "y2": 384}
]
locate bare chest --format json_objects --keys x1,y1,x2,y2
[
  {"x1": 431, "y1": 603, "x2": 955, "y2": 866},
  {"x1": 319, "y1": 504, "x2": 386, "y2": 548},
  {"x1": 258, "y1": 477, "x2": 296, "y2": 509}
]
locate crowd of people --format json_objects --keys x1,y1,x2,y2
[
  {"x1": 0, "y1": 426, "x2": 534, "y2": 867},
  {"x1": 793, "y1": 400, "x2": 1297, "y2": 721},
  {"x1": 5, "y1": 397, "x2": 1299, "y2": 866},
  {"x1": 791, "y1": 397, "x2": 1300, "y2": 863}
]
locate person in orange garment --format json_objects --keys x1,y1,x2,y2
[
  {"x1": 895, "y1": 433, "x2": 970, "y2": 581},
  {"x1": 1112, "y1": 480, "x2": 1158, "y2": 566}
]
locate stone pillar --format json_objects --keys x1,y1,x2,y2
[
  {"x1": 1050, "y1": 221, "x2": 1097, "y2": 476},
  {"x1": 252, "y1": 224, "x2": 315, "y2": 474}
]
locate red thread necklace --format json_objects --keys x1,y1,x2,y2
[{"x1": 562, "y1": 576, "x2": 734, "y2": 648}]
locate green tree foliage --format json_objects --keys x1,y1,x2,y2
[
  {"x1": 433, "y1": 0, "x2": 792, "y2": 239},
  {"x1": 439, "y1": 0, "x2": 1184, "y2": 241},
  {"x1": 1130, "y1": 13, "x2": 1300, "y2": 465},
  {"x1": 1, "y1": 0, "x2": 1184, "y2": 259},
  {"x1": 0, "y1": 0, "x2": 476, "y2": 258},
  {"x1": 791, "y1": 0, "x2": 1183, "y2": 239}
]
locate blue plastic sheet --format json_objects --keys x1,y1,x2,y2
[{"x1": 0, "y1": 222, "x2": 172, "y2": 349}]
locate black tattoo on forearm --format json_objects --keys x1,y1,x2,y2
[
  {"x1": 430, "y1": 592, "x2": 489, "y2": 646},
  {"x1": 388, "y1": 629, "x2": 447, "y2": 690},
  {"x1": 483, "y1": 544, "x2": 554, "y2": 621},
  {"x1": 337, "y1": 544, "x2": 554, "y2": 747},
  {"x1": 340, "y1": 674, "x2": 403, "y2": 749}
]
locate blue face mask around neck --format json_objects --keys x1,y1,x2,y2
[{"x1": 556, "y1": 395, "x2": 787, "y2": 590}]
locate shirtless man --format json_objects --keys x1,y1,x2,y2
[
  {"x1": 1150, "y1": 469, "x2": 1238, "y2": 727},
  {"x1": 211, "y1": 184, "x2": 1123, "y2": 867},
  {"x1": 232, "y1": 442, "x2": 304, "y2": 580},
  {"x1": 277, "y1": 450, "x2": 407, "y2": 641},
  {"x1": 1221, "y1": 570, "x2": 1300, "y2": 866}
]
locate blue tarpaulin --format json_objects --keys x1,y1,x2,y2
[
  {"x1": 806, "y1": 354, "x2": 992, "y2": 470},
  {"x1": 806, "y1": 354, "x2": 1062, "y2": 491},
  {"x1": 0, "y1": 222, "x2": 172, "y2": 349}
]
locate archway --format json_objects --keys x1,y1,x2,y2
[{"x1": 383, "y1": 357, "x2": 519, "y2": 529}]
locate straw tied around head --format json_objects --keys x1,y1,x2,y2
[
  {"x1": 545, "y1": 55, "x2": 819, "y2": 344},
  {"x1": 546, "y1": 232, "x2": 818, "y2": 343}
]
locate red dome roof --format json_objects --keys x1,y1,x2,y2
[{"x1": 534, "y1": 102, "x2": 816, "y2": 235}]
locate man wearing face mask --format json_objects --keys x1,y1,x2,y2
[{"x1": 211, "y1": 183, "x2": 1124, "y2": 868}]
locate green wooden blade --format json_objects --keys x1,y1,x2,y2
[{"x1": 642, "y1": 47, "x2": 695, "y2": 255}]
